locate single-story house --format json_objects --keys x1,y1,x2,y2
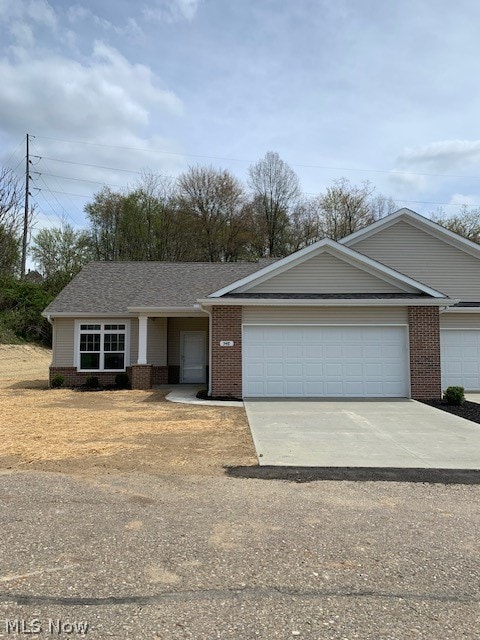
[{"x1": 42, "y1": 208, "x2": 480, "y2": 400}]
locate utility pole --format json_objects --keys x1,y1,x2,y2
[{"x1": 21, "y1": 133, "x2": 30, "y2": 278}]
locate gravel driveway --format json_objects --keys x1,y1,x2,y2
[{"x1": 0, "y1": 471, "x2": 478, "y2": 639}]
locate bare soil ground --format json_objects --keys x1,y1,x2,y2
[{"x1": 0, "y1": 344, "x2": 256, "y2": 476}]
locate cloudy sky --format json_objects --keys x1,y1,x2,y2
[{"x1": 1, "y1": 0, "x2": 480, "y2": 232}]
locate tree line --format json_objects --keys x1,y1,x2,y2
[
  {"x1": 30, "y1": 151, "x2": 399, "y2": 282},
  {"x1": 1, "y1": 150, "x2": 480, "y2": 345}
]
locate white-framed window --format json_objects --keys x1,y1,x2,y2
[{"x1": 75, "y1": 321, "x2": 130, "y2": 372}]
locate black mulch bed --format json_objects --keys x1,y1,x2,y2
[
  {"x1": 421, "y1": 399, "x2": 480, "y2": 425},
  {"x1": 196, "y1": 389, "x2": 242, "y2": 402},
  {"x1": 72, "y1": 385, "x2": 130, "y2": 392}
]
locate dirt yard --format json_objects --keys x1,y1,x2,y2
[{"x1": 0, "y1": 344, "x2": 256, "y2": 476}]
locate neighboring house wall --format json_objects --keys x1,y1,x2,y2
[
  {"x1": 236, "y1": 252, "x2": 416, "y2": 294},
  {"x1": 350, "y1": 220, "x2": 480, "y2": 300},
  {"x1": 408, "y1": 306, "x2": 441, "y2": 400},
  {"x1": 440, "y1": 313, "x2": 480, "y2": 329},
  {"x1": 243, "y1": 306, "x2": 408, "y2": 324}
]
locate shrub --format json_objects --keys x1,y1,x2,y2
[
  {"x1": 115, "y1": 372, "x2": 130, "y2": 389},
  {"x1": 50, "y1": 374, "x2": 65, "y2": 389},
  {"x1": 443, "y1": 386, "x2": 465, "y2": 406},
  {"x1": 85, "y1": 376, "x2": 100, "y2": 389}
]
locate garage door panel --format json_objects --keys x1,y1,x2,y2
[
  {"x1": 285, "y1": 362, "x2": 303, "y2": 376},
  {"x1": 244, "y1": 325, "x2": 408, "y2": 398},
  {"x1": 441, "y1": 330, "x2": 480, "y2": 391}
]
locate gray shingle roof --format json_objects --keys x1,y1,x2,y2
[{"x1": 43, "y1": 261, "x2": 274, "y2": 314}]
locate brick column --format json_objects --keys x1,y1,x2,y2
[
  {"x1": 131, "y1": 364, "x2": 153, "y2": 390},
  {"x1": 211, "y1": 306, "x2": 242, "y2": 398},
  {"x1": 408, "y1": 306, "x2": 441, "y2": 400}
]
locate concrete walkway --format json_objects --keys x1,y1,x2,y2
[
  {"x1": 244, "y1": 398, "x2": 480, "y2": 468},
  {"x1": 165, "y1": 385, "x2": 243, "y2": 407}
]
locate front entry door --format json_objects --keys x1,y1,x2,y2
[{"x1": 180, "y1": 331, "x2": 206, "y2": 383}]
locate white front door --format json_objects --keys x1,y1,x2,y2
[
  {"x1": 243, "y1": 325, "x2": 409, "y2": 398},
  {"x1": 181, "y1": 331, "x2": 206, "y2": 383}
]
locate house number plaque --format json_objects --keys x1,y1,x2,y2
[{"x1": 220, "y1": 340, "x2": 234, "y2": 347}]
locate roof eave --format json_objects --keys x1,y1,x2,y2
[{"x1": 198, "y1": 297, "x2": 458, "y2": 307}]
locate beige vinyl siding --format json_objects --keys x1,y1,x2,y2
[
  {"x1": 52, "y1": 318, "x2": 75, "y2": 366},
  {"x1": 130, "y1": 318, "x2": 138, "y2": 364},
  {"x1": 237, "y1": 252, "x2": 415, "y2": 294},
  {"x1": 168, "y1": 317, "x2": 209, "y2": 366},
  {"x1": 146, "y1": 317, "x2": 167, "y2": 365},
  {"x1": 351, "y1": 220, "x2": 480, "y2": 300},
  {"x1": 243, "y1": 306, "x2": 408, "y2": 325},
  {"x1": 52, "y1": 317, "x2": 138, "y2": 367},
  {"x1": 440, "y1": 313, "x2": 480, "y2": 329}
]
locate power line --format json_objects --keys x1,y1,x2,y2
[
  {"x1": 33, "y1": 133, "x2": 480, "y2": 181},
  {"x1": 32, "y1": 155, "x2": 143, "y2": 175},
  {"x1": 30, "y1": 141, "x2": 90, "y2": 222},
  {"x1": 33, "y1": 171, "x2": 124, "y2": 189},
  {"x1": 2, "y1": 136, "x2": 25, "y2": 169}
]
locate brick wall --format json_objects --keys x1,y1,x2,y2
[
  {"x1": 211, "y1": 306, "x2": 242, "y2": 398},
  {"x1": 50, "y1": 365, "x2": 165, "y2": 389},
  {"x1": 408, "y1": 306, "x2": 441, "y2": 400},
  {"x1": 131, "y1": 364, "x2": 153, "y2": 390},
  {"x1": 49, "y1": 367, "x2": 133, "y2": 387}
]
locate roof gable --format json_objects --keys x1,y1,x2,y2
[
  {"x1": 340, "y1": 208, "x2": 480, "y2": 259},
  {"x1": 210, "y1": 238, "x2": 446, "y2": 298}
]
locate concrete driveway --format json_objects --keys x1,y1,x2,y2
[{"x1": 244, "y1": 399, "x2": 480, "y2": 468}]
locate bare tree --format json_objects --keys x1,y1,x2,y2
[
  {"x1": 316, "y1": 178, "x2": 395, "y2": 240},
  {"x1": 0, "y1": 167, "x2": 23, "y2": 275},
  {"x1": 432, "y1": 205, "x2": 480, "y2": 244},
  {"x1": 248, "y1": 151, "x2": 300, "y2": 257},
  {"x1": 178, "y1": 165, "x2": 248, "y2": 261},
  {"x1": 287, "y1": 198, "x2": 322, "y2": 252}
]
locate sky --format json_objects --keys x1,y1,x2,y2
[{"x1": 2, "y1": 0, "x2": 480, "y2": 236}]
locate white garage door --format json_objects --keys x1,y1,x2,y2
[
  {"x1": 441, "y1": 330, "x2": 480, "y2": 390},
  {"x1": 243, "y1": 325, "x2": 409, "y2": 398}
]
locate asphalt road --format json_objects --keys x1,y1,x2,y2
[{"x1": 0, "y1": 470, "x2": 478, "y2": 639}]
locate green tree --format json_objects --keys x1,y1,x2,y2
[
  {"x1": 30, "y1": 223, "x2": 92, "y2": 288},
  {"x1": 85, "y1": 186, "x2": 124, "y2": 260}
]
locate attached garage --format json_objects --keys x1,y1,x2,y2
[
  {"x1": 441, "y1": 330, "x2": 480, "y2": 391},
  {"x1": 243, "y1": 324, "x2": 409, "y2": 398}
]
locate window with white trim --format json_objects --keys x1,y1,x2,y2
[{"x1": 78, "y1": 323, "x2": 127, "y2": 371}]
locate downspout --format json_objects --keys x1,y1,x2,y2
[
  {"x1": 206, "y1": 307, "x2": 212, "y2": 396},
  {"x1": 46, "y1": 314, "x2": 54, "y2": 367},
  {"x1": 197, "y1": 303, "x2": 212, "y2": 396}
]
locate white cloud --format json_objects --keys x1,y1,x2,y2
[
  {"x1": 0, "y1": 0, "x2": 57, "y2": 30},
  {"x1": 143, "y1": 0, "x2": 201, "y2": 23},
  {"x1": 398, "y1": 140, "x2": 480, "y2": 171},
  {"x1": 449, "y1": 193, "x2": 478, "y2": 206},
  {"x1": 0, "y1": 41, "x2": 183, "y2": 138},
  {"x1": 26, "y1": 0, "x2": 57, "y2": 30},
  {"x1": 387, "y1": 170, "x2": 427, "y2": 193},
  {"x1": 9, "y1": 21, "x2": 35, "y2": 48},
  {"x1": 67, "y1": 5, "x2": 142, "y2": 38}
]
